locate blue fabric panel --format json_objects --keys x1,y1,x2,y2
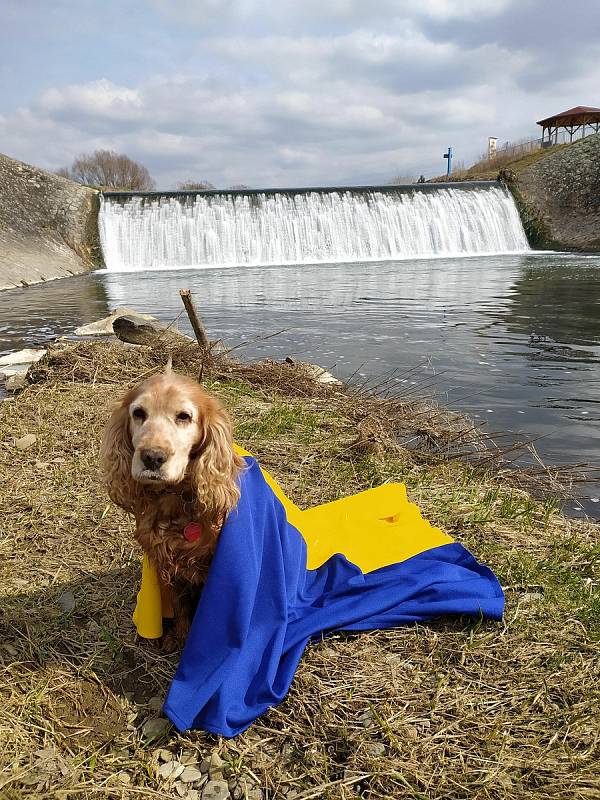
[{"x1": 163, "y1": 458, "x2": 504, "y2": 737}]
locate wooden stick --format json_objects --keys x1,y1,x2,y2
[{"x1": 179, "y1": 289, "x2": 210, "y2": 349}]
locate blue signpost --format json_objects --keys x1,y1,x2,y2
[{"x1": 443, "y1": 146, "x2": 453, "y2": 177}]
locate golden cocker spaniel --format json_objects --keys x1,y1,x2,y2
[{"x1": 100, "y1": 365, "x2": 244, "y2": 651}]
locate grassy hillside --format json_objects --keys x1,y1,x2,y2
[{"x1": 430, "y1": 143, "x2": 568, "y2": 183}]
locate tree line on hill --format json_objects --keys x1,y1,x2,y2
[{"x1": 56, "y1": 149, "x2": 248, "y2": 192}]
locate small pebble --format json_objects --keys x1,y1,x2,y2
[
  {"x1": 15, "y1": 433, "x2": 36, "y2": 450},
  {"x1": 156, "y1": 749, "x2": 174, "y2": 763},
  {"x1": 158, "y1": 760, "x2": 184, "y2": 781},
  {"x1": 522, "y1": 592, "x2": 543, "y2": 604},
  {"x1": 6, "y1": 374, "x2": 28, "y2": 392},
  {"x1": 180, "y1": 749, "x2": 198, "y2": 765},
  {"x1": 180, "y1": 766, "x2": 204, "y2": 783},
  {"x1": 202, "y1": 780, "x2": 230, "y2": 800},
  {"x1": 199, "y1": 756, "x2": 211, "y2": 773},
  {"x1": 143, "y1": 717, "x2": 170, "y2": 738},
  {"x1": 147, "y1": 695, "x2": 164, "y2": 712},
  {"x1": 58, "y1": 592, "x2": 75, "y2": 613},
  {"x1": 209, "y1": 751, "x2": 225, "y2": 780},
  {"x1": 365, "y1": 742, "x2": 386, "y2": 758},
  {"x1": 188, "y1": 791, "x2": 200, "y2": 800}
]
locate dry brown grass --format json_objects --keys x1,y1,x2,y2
[{"x1": 0, "y1": 342, "x2": 598, "y2": 799}]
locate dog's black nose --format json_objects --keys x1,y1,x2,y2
[{"x1": 141, "y1": 449, "x2": 168, "y2": 471}]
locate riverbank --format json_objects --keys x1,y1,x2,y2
[
  {"x1": 0, "y1": 153, "x2": 100, "y2": 291},
  {"x1": 1, "y1": 339, "x2": 597, "y2": 799}
]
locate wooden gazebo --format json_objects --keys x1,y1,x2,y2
[{"x1": 537, "y1": 106, "x2": 600, "y2": 144}]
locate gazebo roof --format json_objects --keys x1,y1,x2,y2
[{"x1": 537, "y1": 106, "x2": 600, "y2": 127}]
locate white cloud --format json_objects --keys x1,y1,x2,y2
[
  {"x1": 1, "y1": 1, "x2": 598, "y2": 188},
  {"x1": 37, "y1": 79, "x2": 143, "y2": 122}
]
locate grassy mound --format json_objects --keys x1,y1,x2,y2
[
  {"x1": 0, "y1": 342, "x2": 598, "y2": 799},
  {"x1": 429, "y1": 144, "x2": 567, "y2": 183}
]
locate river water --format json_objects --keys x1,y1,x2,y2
[{"x1": 2, "y1": 252, "x2": 599, "y2": 516}]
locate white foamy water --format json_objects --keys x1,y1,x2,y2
[{"x1": 99, "y1": 186, "x2": 529, "y2": 271}]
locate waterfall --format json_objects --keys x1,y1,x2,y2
[{"x1": 99, "y1": 185, "x2": 529, "y2": 271}]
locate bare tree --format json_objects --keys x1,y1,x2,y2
[
  {"x1": 228, "y1": 184, "x2": 250, "y2": 190},
  {"x1": 58, "y1": 150, "x2": 155, "y2": 190},
  {"x1": 177, "y1": 180, "x2": 216, "y2": 191}
]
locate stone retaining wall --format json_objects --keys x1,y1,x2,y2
[{"x1": 0, "y1": 152, "x2": 100, "y2": 291}]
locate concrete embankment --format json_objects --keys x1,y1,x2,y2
[
  {"x1": 0, "y1": 152, "x2": 100, "y2": 291},
  {"x1": 507, "y1": 133, "x2": 600, "y2": 251}
]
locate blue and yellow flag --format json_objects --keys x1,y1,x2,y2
[{"x1": 135, "y1": 447, "x2": 504, "y2": 737}]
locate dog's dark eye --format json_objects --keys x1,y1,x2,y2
[
  {"x1": 132, "y1": 408, "x2": 147, "y2": 421},
  {"x1": 176, "y1": 411, "x2": 192, "y2": 423}
]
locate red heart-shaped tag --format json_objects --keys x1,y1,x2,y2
[{"x1": 183, "y1": 522, "x2": 203, "y2": 542}]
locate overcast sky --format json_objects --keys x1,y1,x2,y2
[{"x1": 1, "y1": 0, "x2": 598, "y2": 189}]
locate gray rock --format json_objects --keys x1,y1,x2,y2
[
  {"x1": 158, "y1": 760, "x2": 184, "y2": 781},
  {"x1": 188, "y1": 791, "x2": 200, "y2": 800},
  {"x1": 143, "y1": 717, "x2": 170, "y2": 738},
  {"x1": 0, "y1": 363, "x2": 30, "y2": 376},
  {"x1": 180, "y1": 766, "x2": 204, "y2": 783},
  {"x1": 156, "y1": 749, "x2": 174, "y2": 763},
  {"x1": 202, "y1": 780, "x2": 230, "y2": 800},
  {"x1": 209, "y1": 752, "x2": 225, "y2": 780},
  {"x1": 15, "y1": 433, "x2": 36, "y2": 450},
  {"x1": 180, "y1": 749, "x2": 199, "y2": 765},
  {"x1": 357, "y1": 709, "x2": 375, "y2": 728},
  {"x1": 112, "y1": 314, "x2": 192, "y2": 346},
  {"x1": 247, "y1": 789, "x2": 264, "y2": 800},
  {"x1": 365, "y1": 742, "x2": 386, "y2": 758},
  {"x1": 147, "y1": 695, "x2": 164, "y2": 712},
  {"x1": 74, "y1": 307, "x2": 157, "y2": 336},
  {"x1": 57, "y1": 591, "x2": 75, "y2": 613},
  {"x1": 522, "y1": 592, "x2": 544, "y2": 604},
  {"x1": 305, "y1": 363, "x2": 342, "y2": 386},
  {"x1": 6, "y1": 374, "x2": 28, "y2": 392},
  {"x1": 0, "y1": 349, "x2": 46, "y2": 367},
  {"x1": 199, "y1": 757, "x2": 211, "y2": 774}
]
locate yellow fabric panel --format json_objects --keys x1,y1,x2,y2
[
  {"x1": 134, "y1": 445, "x2": 452, "y2": 637},
  {"x1": 299, "y1": 484, "x2": 452, "y2": 572},
  {"x1": 233, "y1": 444, "x2": 452, "y2": 573},
  {"x1": 133, "y1": 554, "x2": 165, "y2": 639}
]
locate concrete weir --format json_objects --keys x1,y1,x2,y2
[
  {"x1": 100, "y1": 180, "x2": 528, "y2": 270},
  {"x1": 0, "y1": 152, "x2": 99, "y2": 291}
]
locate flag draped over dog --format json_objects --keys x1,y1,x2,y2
[{"x1": 137, "y1": 449, "x2": 504, "y2": 737}]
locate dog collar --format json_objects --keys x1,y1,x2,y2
[{"x1": 184, "y1": 522, "x2": 203, "y2": 542}]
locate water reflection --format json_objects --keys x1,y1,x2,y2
[
  {"x1": 2, "y1": 253, "x2": 599, "y2": 516},
  {"x1": 0, "y1": 277, "x2": 110, "y2": 352}
]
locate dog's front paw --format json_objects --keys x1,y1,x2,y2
[{"x1": 159, "y1": 631, "x2": 182, "y2": 654}]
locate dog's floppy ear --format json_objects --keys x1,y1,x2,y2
[
  {"x1": 191, "y1": 397, "x2": 244, "y2": 519},
  {"x1": 100, "y1": 397, "x2": 139, "y2": 513}
]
